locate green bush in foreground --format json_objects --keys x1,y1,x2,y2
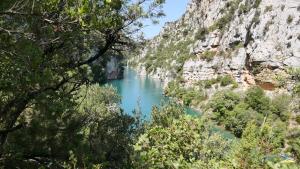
[
  {"x1": 220, "y1": 75, "x2": 235, "y2": 86},
  {"x1": 245, "y1": 86, "x2": 271, "y2": 114},
  {"x1": 133, "y1": 105, "x2": 231, "y2": 169},
  {"x1": 209, "y1": 86, "x2": 291, "y2": 138},
  {"x1": 133, "y1": 104, "x2": 294, "y2": 169}
]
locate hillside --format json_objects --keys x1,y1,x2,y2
[{"x1": 132, "y1": 0, "x2": 300, "y2": 92}]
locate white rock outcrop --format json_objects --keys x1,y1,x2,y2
[{"x1": 135, "y1": 0, "x2": 300, "y2": 90}]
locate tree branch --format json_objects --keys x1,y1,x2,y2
[{"x1": 0, "y1": 123, "x2": 25, "y2": 135}]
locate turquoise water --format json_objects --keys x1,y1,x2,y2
[
  {"x1": 107, "y1": 68, "x2": 198, "y2": 119},
  {"x1": 107, "y1": 68, "x2": 234, "y2": 138}
]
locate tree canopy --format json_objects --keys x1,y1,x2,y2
[{"x1": 0, "y1": 0, "x2": 165, "y2": 167}]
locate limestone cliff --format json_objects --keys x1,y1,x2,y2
[
  {"x1": 132, "y1": 0, "x2": 300, "y2": 92},
  {"x1": 106, "y1": 56, "x2": 124, "y2": 80}
]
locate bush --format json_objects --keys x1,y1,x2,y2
[
  {"x1": 238, "y1": 3, "x2": 249, "y2": 15},
  {"x1": 253, "y1": 0, "x2": 262, "y2": 8},
  {"x1": 263, "y1": 20, "x2": 274, "y2": 35},
  {"x1": 182, "y1": 29, "x2": 189, "y2": 36},
  {"x1": 200, "y1": 50, "x2": 217, "y2": 61},
  {"x1": 293, "y1": 83, "x2": 300, "y2": 96},
  {"x1": 162, "y1": 34, "x2": 169, "y2": 39},
  {"x1": 225, "y1": 102, "x2": 260, "y2": 137},
  {"x1": 264, "y1": 5, "x2": 273, "y2": 13},
  {"x1": 288, "y1": 68, "x2": 300, "y2": 81},
  {"x1": 287, "y1": 15, "x2": 294, "y2": 24},
  {"x1": 195, "y1": 27, "x2": 208, "y2": 41},
  {"x1": 202, "y1": 78, "x2": 218, "y2": 88},
  {"x1": 220, "y1": 75, "x2": 235, "y2": 86},
  {"x1": 244, "y1": 86, "x2": 271, "y2": 114},
  {"x1": 296, "y1": 115, "x2": 300, "y2": 124},
  {"x1": 134, "y1": 112, "x2": 230, "y2": 168},
  {"x1": 209, "y1": 91, "x2": 241, "y2": 123},
  {"x1": 270, "y1": 94, "x2": 291, "y2": 121}
]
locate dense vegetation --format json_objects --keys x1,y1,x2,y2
[
  {"x1": 165, "y1": 75, "x2": 237, "y2": 106},
  {"x1": 208, "y1": 87, "x2": 290, "y2": 137},
  {"x1": 0, "y1": 0, "x2": 165, "y2": 167},
  {"x1": 1, "y1": 0, "x2": 300, "y2": 168},
  {"x1": 133, "y1": 104, "x2": 300, "y2": 169}
]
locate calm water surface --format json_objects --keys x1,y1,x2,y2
[
  {"x1": 107, "y1": 68, "x2": 197, "y2": 119},
  {"x1": 107, "y1": 68, "x2": 234, "y2": 138}
]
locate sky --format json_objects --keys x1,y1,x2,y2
[{"x1": 142, "y1": 0, "x2": 189, "y2": 39}]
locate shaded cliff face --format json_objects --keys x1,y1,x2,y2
[
  {"x1": 133, "y1": 0, "x2": 300, "y2": 91},
  {"x1": 106, "y1": 56, "x2": 124, "y2": 80}
]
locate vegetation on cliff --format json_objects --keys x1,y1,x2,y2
[{"x1": 1, "y1": 0, "x2": 300, "y2": 168}]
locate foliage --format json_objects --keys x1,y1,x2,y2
[
  {"x1": 263, "y1": 20, "x2": 274, "y2": 35},
  {"x1": 287, "y1": 15, "x2": 294, "y2": 24},
  {"x1": 0, "y1": 0, "x2": 165, "y2": 166},
  {"x1": 264, "y1": 5, "x2": 273, "y2": 13},
  {"x1": 133, "y1": 103, "x2": 290, "y2": 169},
  {"x1": 165, "y1": 81, "x2": 206, "y2": 106},
  {"x1": 3, "y1": 85, "x2": 140, "y2": 168},
  {"x1": 293, "y1": 83, "x2": 300, "y2": 96},
  {"x1": 224, "y1": 102, "x2": 262, "y2": 137},
  {"x1": 244, "y1": 86, "x2": 271, "y2": 115},
  {"x1": 200, "y1": 50, "x2": 217, "y2": 61},
  {"x1": 208, "y1": 87, "x2": 290, "y2": 138},
  {"x1": 226, "y1": 121, "x2": 286, "y2": 169},
  {"x1": 238, "y1": 3, "x2": 250, "y2": 15},
  {"x1": 270, "y1": 94, "x2": 291, "y2": 122},
  {"x1": 296, "y1": 115, "x2": 300, "y2": 124},
  {"x1": 151, "y1": 103, "x2": 184, "y2": 127},
  {"x1": 195, "y1": 27, "x2": 208, "y2": 41},
  {"x1": 287, "y1": 129, "x2": 300, "y2": 162},
  {"x1": 209, "y1": 90, "x2": 241, "y2": 124},
  {"x1": 220, "y1": 75, "x2": 235, "y2": 86},
  {"x1": 209, "y1": 0, "x2": 240, "y2": 32},
  {"x1": 288, "y1": 68, "x2": 300, "y2": 81},
  {"x1": 133, "y1": 105, "x2": 231, "y2": 169}
]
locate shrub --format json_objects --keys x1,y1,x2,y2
[
  {"x1": 253, "y1": 10, "x2": 261, "y2": 27},
  {"x1": 225, "y1": 102, "x2": 264, "y2": 137},
  {"x1": 245, "y1": 86, "x2": 271, "y2": 114},
  {"x1": 288, "y1": 68, "x2": 300, "y2": 81},
  {"x1": 270, "y1": 94, "x2": 291, "y2": 121},
  {"x1": 287, "y1": 15, "x2": 293, "y2": 24},
  {"x1": 209, "y1": 91, "x2": 241, "y2": 123},
  {"x1": 231, "y1": 82, "x2": 239, "y2": 89},
  {"x1": 296, "y1": 115, "x2": 300, "y2": 124},
  {"x1": 293, "y1": 83, "x2": 300, "y2": 96},
  {"x1": 134, "y1": 114, "x2": 230, "y2": 168},
  {"x1": 162, "y1": 34, "x2": 169, "y2": 39},
  {"x1": 200, "y1": 50, "x2": 217, "y2": 61},
  {"x1": 264, "y1": 5, "x2": 273, "y2": 13},
  {"x1": 263, "y1": 20, "x2": 274, "y2": 35},
  {"x1": 182, "y1": 29, "x2": 189, "y2": 36},
  {"x1": 253, "y1": 0, "x2": 262, "y2": 8},
  {"x1": 209, "y1": 0, "x2": 240, "y2": 32},
  {"x1": 195, "y1": 27, "x2": 208, "y2": 41},
  {"x1": 203, "y1": 80, "x2": 214, "y2": 88},
  {"x1": 220, "y1": 75, "x2": 235, "y2": 86},
  {"x1": 238, "y1": 3, "x2": 249, "y2": 15}
]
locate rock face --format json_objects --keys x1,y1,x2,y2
[
  {"x1": 133, "y1": 0, "x2": 300, "y2": 91},
  {"x1": 106, "y1": 56, "x2": 124, "y2": 80}
]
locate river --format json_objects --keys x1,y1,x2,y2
[{"x1": 106, "y1": 68, "x2": 198, "y2": 119}]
